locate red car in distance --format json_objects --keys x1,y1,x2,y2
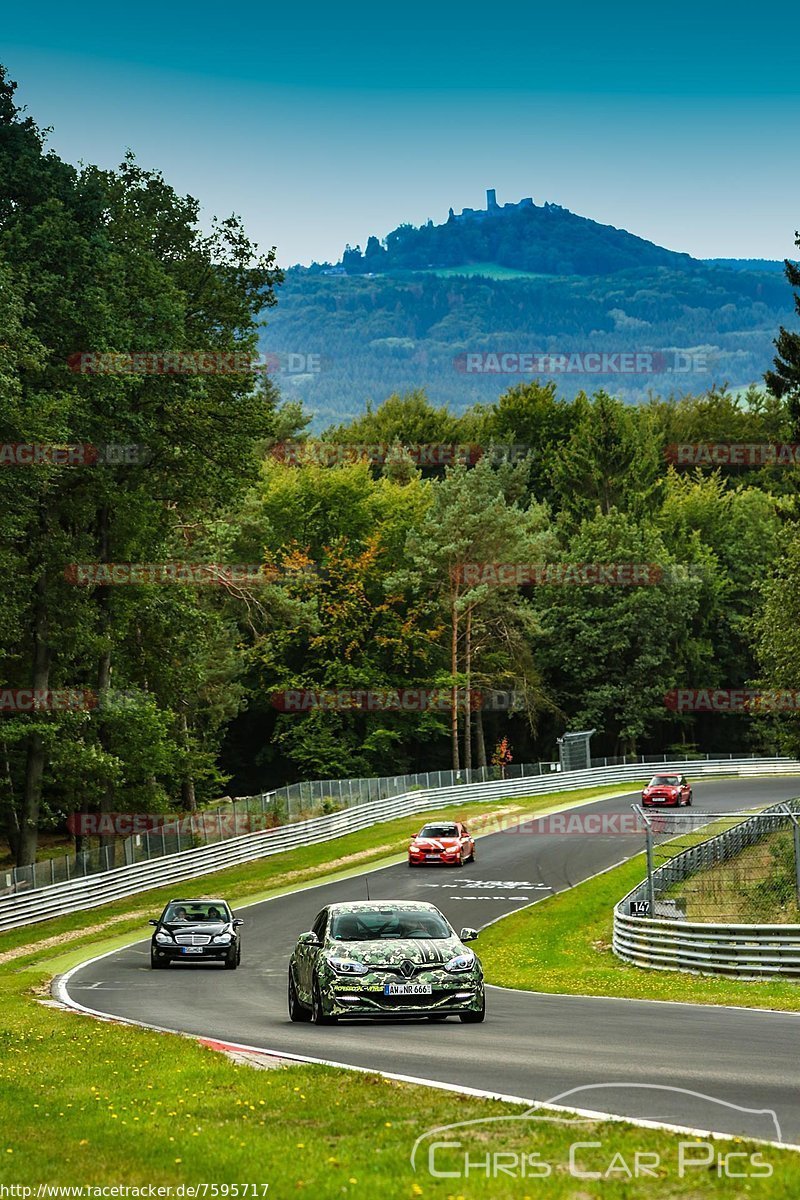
[
  {"x1": 641, "y1": 773, "x2": 693, "y2": 807},
  {"x1": 408, "y1": 820, "x2": 476, "y2": 867}
]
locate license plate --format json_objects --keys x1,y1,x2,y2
[
  {"x1": 425, "y1": 853, "x2": 441, "y2": 859},
  {"x1": 182, "y1": 946, "x2": 204, "y2": 955},
  {"x1": 384, "y1": 982, "x2": 432, "y2": 996}
]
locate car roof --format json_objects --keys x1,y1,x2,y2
[
  {"x1": 327, "y1": 900, "x2": 441, "y2": 914},
  {"x1": 167, "y1": 897, "x2": 229, "y2": 905}
]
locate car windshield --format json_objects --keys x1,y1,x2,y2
[
  {"x1": 418, "y1": 824, "x2": 459, "y2": 837},
  {"x1": 329, "y1": 908, "x2": 452, "y2": 940},
  {"x1": 650, "y1": 776, "x2": 681, "y2": 786},
  {"x1": 164, "y1": 902, "x2": 229, "y2": 923}
]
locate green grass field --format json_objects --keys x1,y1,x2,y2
[{"x1": 426, "y1": 262, "x2": 559, "y2": 280}]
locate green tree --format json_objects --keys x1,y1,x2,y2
[
  {"x1": 549, "y1": 391, "x2": 663, "y2": 522},
  {"x1": 0, "y1": 65, "x2": 282, "y2": 862},
  {"x1": 535, "y1": 509, "x2": 704, "y2": 755},
  {"x1": 403, "y1": 456, "x2": 552, "y2": 769},
  {"x1": 765, "y1": 233, "x2": 800, "y2": 434}
]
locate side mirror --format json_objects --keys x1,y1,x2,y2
[
  {"x1": 459, "y1": 927, "x2": 478, "y2": 942},
  {"x1": 149, "y1": 919, "x2": 158, "y2": 926},
  {"x1": 297, "y1": 931, "x2": 320, "y2": 947},
  {"x1": 233, "y1": 919, "x2": 244, "y2": 928}
]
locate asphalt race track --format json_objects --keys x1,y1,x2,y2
[{"x1": 61, "y1": 777, "x2": 800, "y2": 1143}]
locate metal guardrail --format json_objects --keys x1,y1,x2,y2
[
  {"x1": 1, "y1": 751, "x2": 771, "y2": 898},
  {"x1": 614, "y1": 797, "x2": 800, "y2": 978},
  {"x1": 2, "y1": 756, "x2": 797, "y2": 933}
]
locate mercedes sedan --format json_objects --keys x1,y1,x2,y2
[
  {"x1": 149, "y1": 897, "x2": 243, "y2": 969},
  {"x1": 288, "y1": 900, "x2": 485, "y2": 1024}
]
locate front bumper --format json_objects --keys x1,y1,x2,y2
[
  {"x1": 323, "y1": 971, "x2": 484, "y2": 1017},
  {"x1": 408, "y1": 851, "x2": 460, "y2": 865},
  {"x1": 152, "y1": 942, "x2": 234, "y2": 962}
]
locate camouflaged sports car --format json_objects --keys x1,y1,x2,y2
[{"x1": 288, "y1": 900, "x2": 485, "y2": 1024}]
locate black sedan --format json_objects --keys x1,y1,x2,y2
[{"x1": 149, "y1": 897, "x2": 243, "y2": 969}]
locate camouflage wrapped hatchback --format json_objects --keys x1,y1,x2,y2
[{"x1": 288, "y1": 900, "x2": 485, "y2": 1024}]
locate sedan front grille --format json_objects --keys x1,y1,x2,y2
[
  {"x1": 381, "y1": 962, "x2": 435, "y2": 976},
  {"x1": 175, "y1": 934, "x2": 212, "y2": 946}
]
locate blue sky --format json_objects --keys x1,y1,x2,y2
[{"x1": 2, "y1": 1, "x2": 798, "y2": 266}]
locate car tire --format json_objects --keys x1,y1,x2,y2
[
  {"x1": 224, "y1": 947, "x2": 238, "y2": 971},
  {"x1": 312, "y1": 976, "x2": 337, "y2": 1024},
  {"x1": 150, "y1": 950, "x2": 168, "y2": 970},
  {"x1": 686, "y1": 793, "x2": 693, "y2": 806},
  {"x1": 460, "y1": 995, "x2": 486, "y2": 1024},
  {"x1": 288, "y1": 970, "x2": 312, "y2": 1022}
]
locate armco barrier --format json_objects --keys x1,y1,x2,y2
[
  {"x1": 613, "y1": 797, "x2": 800, "y2": 978},
  {"x1": 2, "y1": 757, "x2": 798, "y2": 933}
]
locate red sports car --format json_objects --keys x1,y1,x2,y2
[
  {"x1": 408, "y1": 820, "x2": 476, "y2": 867},
  {"x1": 641, "y1": 773, "x2": 693, "y2": 807}
]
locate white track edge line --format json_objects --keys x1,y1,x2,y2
[{"x1": 51, "y1": 958, "x2": 800, "y2": 1153}]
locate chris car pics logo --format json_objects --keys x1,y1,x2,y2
[{"x1": 411, "y1": 1084, "x2": 779, "y2": 1182}]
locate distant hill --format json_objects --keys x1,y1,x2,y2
[
  {"x1": 319, "y1": 189, "x2": 697, "y2": 278},
  {"x1": 264, "y1": 192, "x2": 794, "y2": 429}
]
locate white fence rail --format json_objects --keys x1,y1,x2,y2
[
  {"x1": 614, "y1": 795, "x2": 800, "y2": 978},
  {"x1": 3, "y1": 756, "x2": 798, "y2": 933}
]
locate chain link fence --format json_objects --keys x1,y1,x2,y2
[
  {"x1": 0, "y1": 750, "x2": 772, "y2": 898},
  {"x1": 638, "y1": 801, "x2": 800, "y2": 922}
]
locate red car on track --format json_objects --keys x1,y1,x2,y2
[
  {"x1": 641, "y1": 773, "x2": 693, "y2": 807},
  {"x1": 408, "y1": 820, "x2": 475, "y2": 867}
]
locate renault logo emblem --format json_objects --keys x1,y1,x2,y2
[{"x1": 400, "y1": 960, "x2": 414, "y2": 978}]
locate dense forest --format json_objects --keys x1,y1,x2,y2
[{"x1": 3, "y1": 65, "x2": 800, "y2": 867}]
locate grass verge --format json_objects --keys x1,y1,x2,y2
[
  {"x1": 4, "y1": 779, "x2": 798, "y2": 1195},
  {"x1": 480, "y1": 850, "x2": 800, "y2": 1009},
  {"x1": 2, "y1": 956, "x2": 798, "y2": 1197}
]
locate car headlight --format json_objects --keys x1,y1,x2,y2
[
  {"x1": 154, "y1": 931, "x2": 173, "y2": 944},
  {"x1": 212, "y1": 933, "x2": 233, "y2": 944},
  {"x1": 327, "y1": 957, "x2": 368, "y2": 976},
  {"x1": 444, "y1": 951, "x2": 475, "y2": 973}
]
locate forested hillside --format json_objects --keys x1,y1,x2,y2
[{"x1": 262, "y1": 265, "x2": 793, "y2": 426}]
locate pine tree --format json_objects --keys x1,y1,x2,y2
[{"x1": 765, "y1": 233, "x2": 800, "y2": 433}]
